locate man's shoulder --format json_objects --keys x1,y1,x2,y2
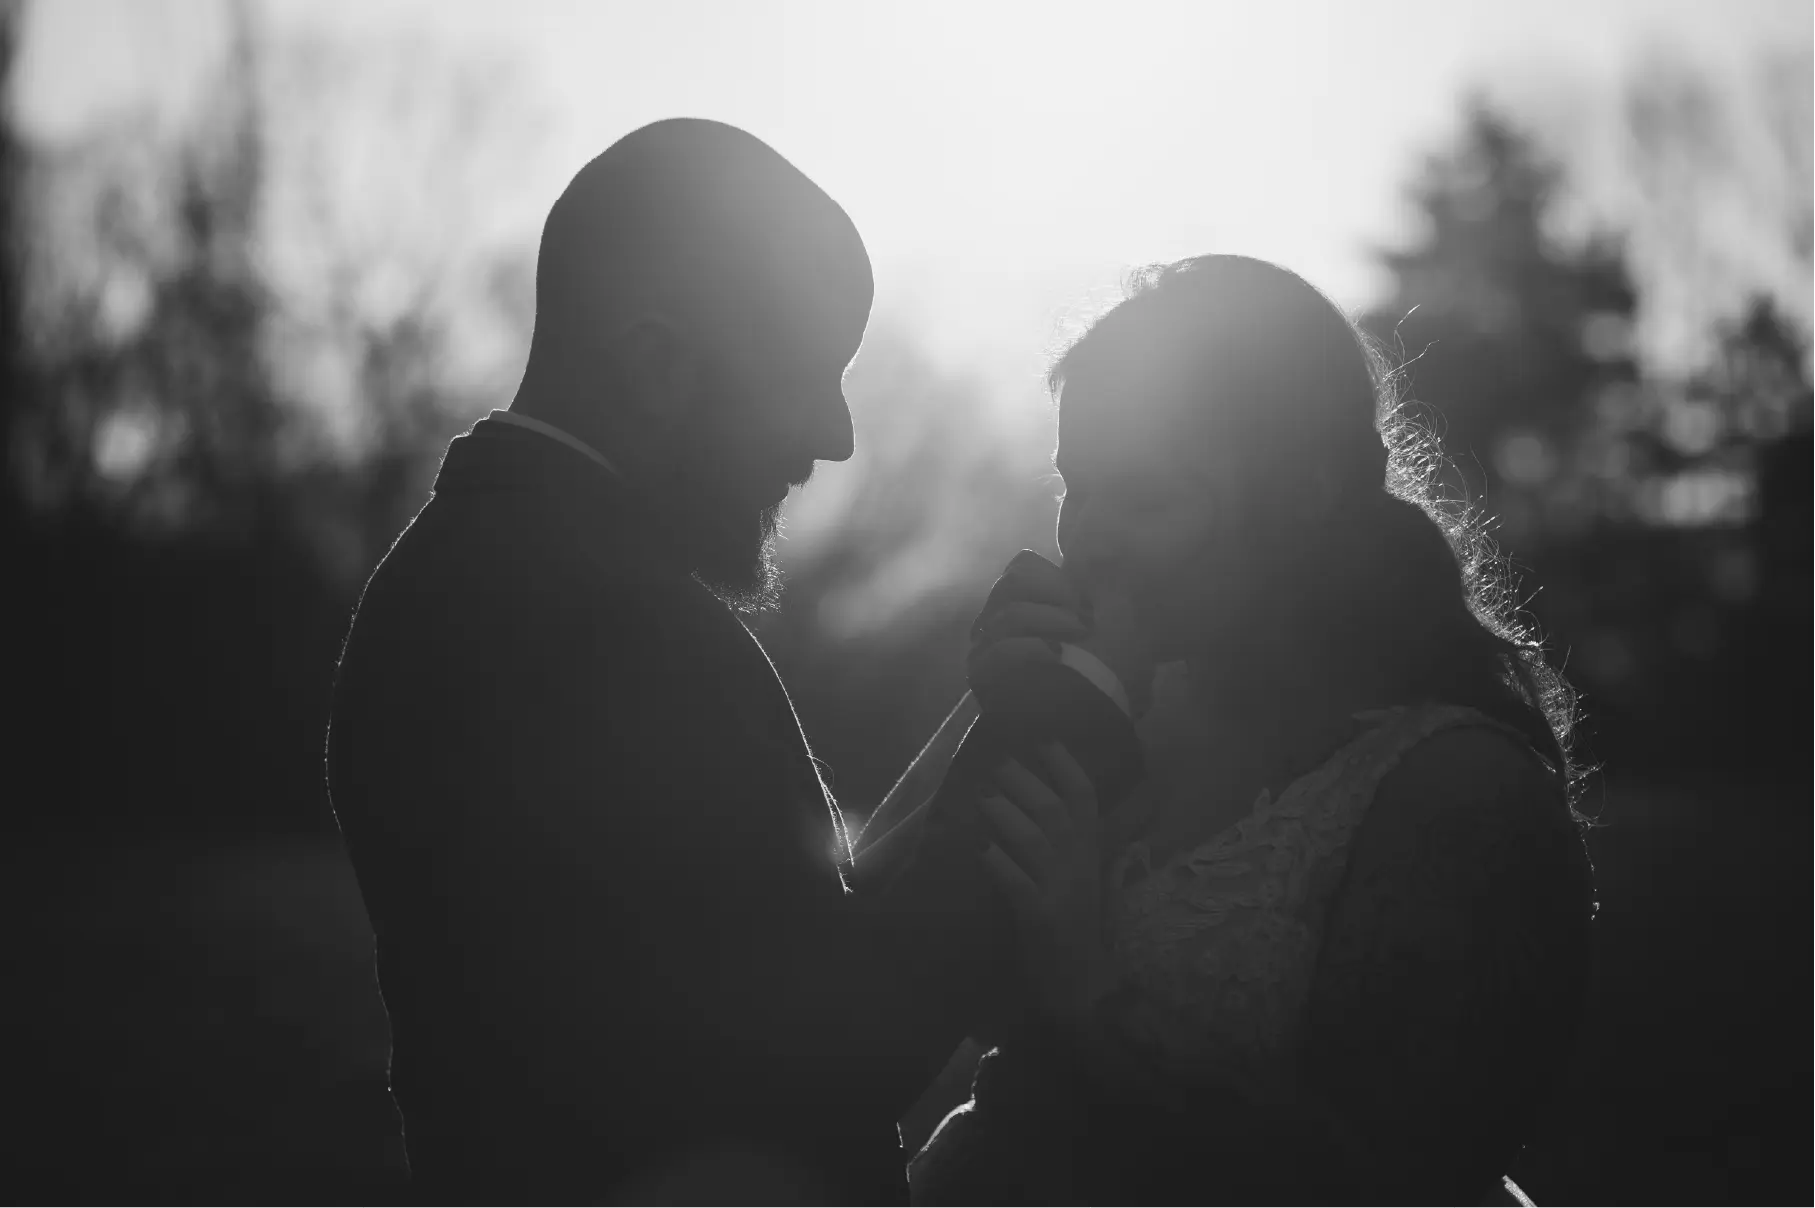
[
  {"x1": 362, "y1": 493, "x2": 714, "y2": 637},
  {"x1": 343, "y1": 496, "x2": 789, "y2": 732}
]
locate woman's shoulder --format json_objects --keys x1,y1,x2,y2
[
  {"x1": 1302, "y1": 725, "x2": 1596, "y2": 1206},
  {"x1": 1335, "y1": 702, "x2": 1593, "y2": 919},
  {"x1": 1342, "y1": 703, "x2": 1564, "y2": 810},
  {"x1": 1378, "y1": 706, "x2": 1558, "y2": 794}
]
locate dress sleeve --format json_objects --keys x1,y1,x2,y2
[{"x1": 1299, "y1": 723, "x2": 1595, "y2": 1202}]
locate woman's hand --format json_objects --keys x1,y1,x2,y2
[
  {"x1": 967, "y1": 551, "x2": 1090, "y2": 703},
  {"x1": 968, "y1": 551, "x2": 1155, "y2": 721},
  {"x1": 977, "y1": 743, "x2": 1113, "y2": 1031}
]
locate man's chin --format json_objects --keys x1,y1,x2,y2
[{"x1": 695, "y1": 503, "x2": 784, "y2": 614}]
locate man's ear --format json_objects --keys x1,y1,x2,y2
[{"x1": 610, "y1": 315, "x2": 701, "y2": 426}]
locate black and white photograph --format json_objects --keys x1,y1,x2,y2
[{"x1": 4, "y1": 1, "x2": 1809, "y2": 1203}]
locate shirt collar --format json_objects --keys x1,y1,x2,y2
[{"x1": 486, "y1": 409, "x2": 621, "y2": 479}]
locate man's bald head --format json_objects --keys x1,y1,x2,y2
[
  {"x1": 529, "y1": 118, "x2": 872, "y2": 407},
  {"x1": 516, "y1": 119, "x2": 873, "y2": 608}
]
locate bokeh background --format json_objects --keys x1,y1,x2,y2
[{"x1": 3, "y1": 0, "x2": 1808, "y2": 1202}]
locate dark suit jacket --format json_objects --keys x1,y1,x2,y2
[{"x1": 327, "y1": 419, "x2": 970, "y2": 1203}]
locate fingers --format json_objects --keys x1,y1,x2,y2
[
  {"x1": 974, "y1": 552, "x2": 1089, "y2": 638},
  {"x1": 973, "y1": 602, "x2": 1089, "y2": 647},
  {"x1": 968, "y1": 637, "x2": 1061, "y2": 692},
  {"x1": 991, "y1": 757, "x2": 1069, "y2": 842},
  {"x1": 977, "y1": 794, "x2": 1051, "y2": 883},
  {"x1": 983, "y1": 841, "x2": 1043, "y2": 925},
  {"x1": 1001, "y1": 551, "x2": 1083, "y2": 612},
  {"x1": 1039, "y1": 743, "x2": 1098, "y2": 832}
]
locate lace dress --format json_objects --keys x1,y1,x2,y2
[{"x1": 910, "y1": 664, "x2": 1588, "y2": 1204}]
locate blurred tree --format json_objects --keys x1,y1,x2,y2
[
  {"x1": 1363, "y1": 98, "x2": 1811, "y2": 777},
  {"x1": 8, "y1": 0, "x2": 539, "y2": 578},
  {"x1": 12, "y1": 0, "x2": 276, "y2": 538},
  {"x1": 1716, "y1": 298, "x2": 1812, "y2": 762},
  {"x1": 1568, "y1": 48, "x2": 1810, "y2": 763},
  {"x1": 1363, "y1": 102, "x2": 1642, "y2": 551},
  {"x1": 0, "y1": 0, "x2": 25, "y2": 538},
  {"x1": 1360, "y1": 103, "x2": 1639, "y2": 754},
  {"x1": 2, "y1": 0, "x2": 543, "y2": 834},
  {"x1": 1610, "y1": 48, "x2": 1812, "y2": 374}
]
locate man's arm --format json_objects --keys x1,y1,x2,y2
[
  {"x1": 850, "y1": 693, "x2": 978, "y2": 872},
  {"x1": 345, "y1": 564, "x2": 926, "y2": 1152},
  {"x1": 854, "y1": 643, "x2": 1134, "y2": 881}
]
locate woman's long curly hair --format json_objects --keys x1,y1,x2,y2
[{"x1": 1050, "y1": 255, "x2": 1590, "y2": 816}]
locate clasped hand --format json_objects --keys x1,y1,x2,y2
[
  {"x1": 966, "y1": 552, "x2": 1123, "y2": 1030},
  {"x1": 977, "y1": 744, "x2": 1113, "y2": 1030}
]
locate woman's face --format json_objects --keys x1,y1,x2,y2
[{"x1": 1054, "y1": 376, "x2": 1227, "y2": 663}]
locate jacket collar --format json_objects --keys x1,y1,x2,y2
[{"x1": 431, "y1": 417, "x2": 692, "y2": 580}]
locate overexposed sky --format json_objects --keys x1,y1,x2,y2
[{"x1": 14, "y1": 0, "x2": 1811, "y2": 392}]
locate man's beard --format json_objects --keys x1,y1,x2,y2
[
  {"x1": 695, "y1": 499, "x2": 784, "y2": 614},
  {"x1": 669, "y1": 375, "x2": 808, "y2": 614}
]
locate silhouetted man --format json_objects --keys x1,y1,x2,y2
[{"x1": 327, "y1": 119, "x2": 978, "y2": 1204}]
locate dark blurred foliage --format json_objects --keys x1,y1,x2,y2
[
  {"x1": 2, "y1": 1, "x2": 1808, "y2": 1201},
  {"x1": 1361, "y1": 101, "x2": 1813, "y2": 785},
  {"x1": 0, "y1": 3, "x2": 17, "y2": 490},
  {"x1": 5, "y1": 2, "x2": 498, "y2": 838},
  {"x1": 1356, "y1": 96, "x2": 1811, "y2": 1206}
]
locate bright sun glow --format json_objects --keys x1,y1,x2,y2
[{"x1": 21, "y1": 0, "x2": 1806, "y2": 400}]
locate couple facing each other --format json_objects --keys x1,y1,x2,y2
[{"x1": 327, "y1": 117, "x2": 1596, "y2": 1205}]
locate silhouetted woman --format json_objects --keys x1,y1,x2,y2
[{"x1": 882, "y1": 256, "x2": 1596, "y2": 1205}]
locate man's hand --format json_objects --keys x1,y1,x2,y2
[{"x1": 977, "y1": 742, "x2": 1113, "y2": 1030}]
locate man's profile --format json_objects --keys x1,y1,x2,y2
[{"x1": 327, "y1": 119, "x2": 975, "y2": 1204}]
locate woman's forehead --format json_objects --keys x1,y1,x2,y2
[
  {"x1": 1055, "y1": 420, "x2": 1208, "y2": 487},
  {"x1": 1057, "y1": 381, "x2": 1189, "y2": 468}
]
